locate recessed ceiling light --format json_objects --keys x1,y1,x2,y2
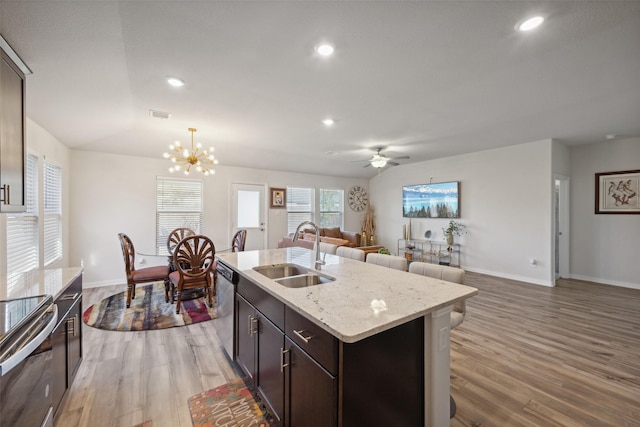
[
  {"x1": 322, "y1": 118, "x2": 335, "y2": 126},
  {"x1": 518, "y1": 16, "x2": 544, "y2": 32},
  {"x1": 167, "y1": 77, "x2": 185, "y2": 87},
  {"x1": 315, "y1": 43, "x2": 335, "y2": 56},
  {"x1": 606, "y1": 134, "x2": 617, "y2": 140}
]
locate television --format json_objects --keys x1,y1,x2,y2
[{"x1": 402, "y1": 181, "x2": 460, "y2": 218}]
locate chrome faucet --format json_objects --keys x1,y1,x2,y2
[{"x1": 292, "y1": 221, "x2": 326, "y2": 270}]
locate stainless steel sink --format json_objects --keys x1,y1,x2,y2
[
  {"x1": 253, "y1": 263, "x2": 310, "y2": 279},
  {"x1": 253, "y1": 263, "x2": 335, "y2": 288},
  {"x1": 275, "y1": 273, "x2": 335, "y2": 288}
]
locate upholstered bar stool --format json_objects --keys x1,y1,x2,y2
[
  {"x1": 365, "y1": 253, "x2": 408, "y2": 271},
  {"x1": 408, "y1": 261, "x2": 466, "y2": 418},
  {"x1": 336, "y1": 246, "x2": 366, "y2": 262}
]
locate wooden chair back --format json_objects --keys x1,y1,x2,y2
[
  {"x1": 167, "y1": 227, "x2": 196, "y2": 255},
  {"x1": 231, "y1": 229, "x2": 247, "y2": 252},
  {"x1": 170, "y1": 235, "x2": 215, "y2": 313}
]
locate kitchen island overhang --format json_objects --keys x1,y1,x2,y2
[{"x1": 216, "y1": 247, "x2": 478, "y2": 427}]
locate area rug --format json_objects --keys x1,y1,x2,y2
[
  {"x1": 188, "y1": 378, "x2": 273, "y2": 427},
  {"x1": 83, "y1": 282, "x2": 216, "y2": 331}
]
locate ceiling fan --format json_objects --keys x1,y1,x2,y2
[{"x1": 359, "y1": 147, "x2": 410, "y2": 169}]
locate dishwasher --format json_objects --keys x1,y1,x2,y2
[{"x1": 216, "y1": 260, "x2": 238, "y2": 359}]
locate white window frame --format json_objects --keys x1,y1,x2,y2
[
  {"x1": 319, "y1": 188, "x2": 344, "y2": 229},
  {"x1": 156, "y1": 176, "x2": 203, "y2": 255},
  {"x1": 43, "y1": 160, "x2": 62, "y2": 266},
  {"x1": 286, "y1": 187, "x2": 315, "y2": 234}
]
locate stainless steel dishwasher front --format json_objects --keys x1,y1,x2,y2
[{"x1": 215, "y1": 260, "x2": 238, "y2": 359}]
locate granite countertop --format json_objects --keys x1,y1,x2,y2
[
  {"x1": 216, "y1": 248, "x2": 478, "y2": 343},
  {"x1": 1, "y1": 267, "x2": 83, "y2": 301}
]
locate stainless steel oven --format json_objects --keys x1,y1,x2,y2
[
  {"x1": 0, "y1": 295, "x2": 58, "y2": 427},
  {"x1": 216, "y1": 260, "x2": 238, "y2": 359}
]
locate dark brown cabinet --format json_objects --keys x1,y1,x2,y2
[
  {"x1": 284, "y1": 337, "x2": 337, "y2": 427},
  {"x1": 234, "y1": 274, "x2": 424, "y2": 427},
  {"x1": 0, "y1": 41, "x2": 26, "y2": 212},
  {"x1": 52, "y1": 276, "x2": 83, "y2": 417}
]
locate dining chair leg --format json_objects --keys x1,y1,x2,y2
[
  {"x1": 164, "y1": 279, "x2": 170, "y2": 303},
  {"x1": 207, "y1": 283, "x2": 214, "y2": 308},
  {"x1": 176, "y1": 288, "x2": 182, "y2": 314},
  {"x1": 126, "y1": 284, "x2": 134, "y2": 308}
]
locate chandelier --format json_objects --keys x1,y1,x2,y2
[{"x1": 163, "y1": 128, "x2": 218, "y2": 176}]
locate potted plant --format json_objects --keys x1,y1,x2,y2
[{"x1": 442, "y1": 220, "x2": 467, "y2": 245}]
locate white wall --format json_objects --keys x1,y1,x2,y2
[
  {"x1": 369, "y1": 140, "x2": 554, "y2": 286},
  {"x1": 570, "y1": 137, "x2": 640, "y2": 289},
  {"x1": 69, "y1": 150, "x2": 368, "y2": 286}
]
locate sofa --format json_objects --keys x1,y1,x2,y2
[{"x1": 277, "y1": 227, "x2": 361, "y2": 249}]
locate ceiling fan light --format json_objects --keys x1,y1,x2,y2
[{"x1": 371, "y1": 158, "x2": 387, "y2": 168}]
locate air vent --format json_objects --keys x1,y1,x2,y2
[{"x1": 149, "y1": 110, "x2": 171, "y2": 120}]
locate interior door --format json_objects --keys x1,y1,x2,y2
[{"x1": 232, "y1": 183, "x2": 266, "y2": 251}]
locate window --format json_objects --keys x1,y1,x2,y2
[
  {"x1": 43, "y1": 161, "x2": 62, "y2": 266},
  {"x1": 156, "y1": 177, "x2": 203, "y2": 255},
  {"x1": 286, "y1": 187, "x2": 314, "y2": 233},
  {"x1": 319, "y1": 188, "x2": 344, "y2": 229},
  {"x1": 6, "y1": 154, "x2": 38, "y2": 291}
]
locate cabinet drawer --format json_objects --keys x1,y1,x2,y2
[
  {"x1": 285, "y1": 306, "x2": 338, "y2": 375},
  {"x1": 237, "y1": 278, "x2": 285, "y2": 331}
]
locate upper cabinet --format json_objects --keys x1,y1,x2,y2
[{"x1": 0, "y1": 36, "x2": 28, "y2": 213}]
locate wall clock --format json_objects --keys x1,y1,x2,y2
[{"x1": 348, "y1": 186, "x2": 368, "y2": 212}]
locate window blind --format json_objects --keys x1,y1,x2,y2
[
  {"x1": 156, "y1": 177, "x2": 203, "y2": 255},
  {"x1": 6, "y1": 154, "x2": 39, "y2": 292},
  {"x1": 43, "y1": 161, "x2": 62, "y2": 266},
  {"x1": 286, "y1": 187, "x2": 314, "y2": 233}
]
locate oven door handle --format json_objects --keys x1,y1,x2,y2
[{"x1": 0, "y1": 305, "x2": 58, "y2": 376}]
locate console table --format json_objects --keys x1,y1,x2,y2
[{"x1": 397, "y1": 239, "x2": 461, "y2": 267}]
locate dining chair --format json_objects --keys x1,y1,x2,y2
[
  {"x1": 365, "y1": 253, "x2": 407, "y2": 271},
  {"x1": 168, "y1": 234, "x2": 215, "y2": 314},
  {"x1": 336, "y1": 246, "x2": 366, "y2": 261},
  {"x1": 231, "y1": 229, "x2": 247, "y2": 252},
  {"x1": 167, "y1": 227, "x2": 196, "y2": 255},
  {"x1": 118, "y1": 233, "x2": 170, "y2": 308}
]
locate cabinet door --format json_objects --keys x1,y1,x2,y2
[
  {"x1": 256, "y1": 315, "x2": 285, "y2": 424},
  {"x1": 285, "y1": 338, "x2": 337, "y2": 427},
  {"x1": 66, "y1": 296, "x2": 83, "y2": 385},
  {"x1": 0, "y1": 52, "x2": 25, "y2": 212},
  {"x1": 235, "y1": 295, "x2": 256, "y2": 380}
]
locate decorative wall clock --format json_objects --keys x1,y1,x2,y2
[{"x1": 348, "y1": 186, "x2": 368, "y2": 212}]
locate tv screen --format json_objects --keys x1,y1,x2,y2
[{"x1": 402, "y1": 181, "x2": 460, "y2": 218}]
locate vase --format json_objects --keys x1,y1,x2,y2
[{"x1": 446, "y1": 232, "x2": 454, "y2": 245}]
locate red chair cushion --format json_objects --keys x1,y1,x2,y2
[{"x1": 132, "y1": 265, "x2": 169, "y2": 282}]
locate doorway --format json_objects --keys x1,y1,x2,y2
[
  {"x1": 232, "y1": 183, "x2": 266, "y2": 251},
  {"x1": 554, "y1": 176, "x2": 570, "y2": 279}
]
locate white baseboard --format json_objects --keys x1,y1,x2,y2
[
  {"x1": 569, "y1": 274, "x2": 640, "y2": 290},
  {"x1": 83, "y1": 279, "x2": 123, "y2": 289},
  {"x1": 463, "y1": 266, "x2": 555, "y2": 287}
]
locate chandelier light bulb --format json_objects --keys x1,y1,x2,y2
[{"x1": 163, "y1": 152, "x2": 169, "y2": 158}]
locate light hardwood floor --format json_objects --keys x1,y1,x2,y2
[{"x1": 55, "y1": 274, "x2": 640, "y2": 427}]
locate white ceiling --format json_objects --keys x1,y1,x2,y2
[{"x1": 1, "y1": 1, "x2": 639, "y2": 179}]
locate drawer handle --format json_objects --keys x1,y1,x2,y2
[
  {"x1": 0, "y1": 184, "x2": 9, "y2": 205},
  {"x1": 60, "y1": 293, "x2": 79, "y2": 301},
  {"x1": 280, "y1": 348, "x2": 290, "y2": 372},
  {"x1": 66, "y1": 315, "x2": 78, "y2": 337},
  {"x1": 293, "y1": 329, "x2": 313, "y2": 343}
]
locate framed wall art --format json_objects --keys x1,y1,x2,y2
[
  {"x1": 595, "y1": 169, "x2": 639, "y2": 214},
  {"x1": 402, "y1": 181, "x2": 460, "y2": 218},
  {"x1": 270, "y1": 187, "x2": 286, "y2": 208}
]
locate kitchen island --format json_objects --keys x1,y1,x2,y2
[{"x1": 216, "y1": 247, "x2": 477, "y2": 427}]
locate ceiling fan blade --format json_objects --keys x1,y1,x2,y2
[
  {"x1": 387, "y1": 161, "x2": 400, "y2": 166},
  {"x1": 363, "y1": 163, "x2": 371, "y2": 168},
  {"x1": 390, "y1": 156, "x2": 410, "y2": 160}
]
